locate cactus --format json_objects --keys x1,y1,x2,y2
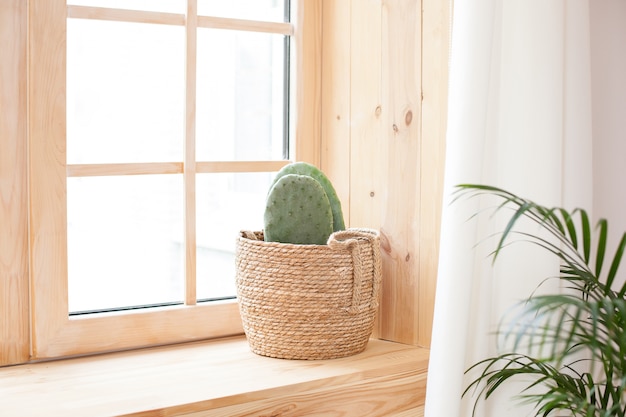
[
  {"x1": 264, "y1": 173, "x2": 334, "y2": 245},
  {"x1": 268, "y1": 162, "x2": 345, "y2": 232}
]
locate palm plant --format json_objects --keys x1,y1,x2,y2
[{"x1": 457, "y1": 184, "x2": 626, "y2": 417}]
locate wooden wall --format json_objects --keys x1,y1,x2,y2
[{"x1": 321, "y1": 0, "x2": 449, "y2": 348}]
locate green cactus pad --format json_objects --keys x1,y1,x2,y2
[
  {"x1": 270, "y1": 162, "x2": 345, "y2": 232},
  {"x1": 264, "y1": 174, "x2": 334, "y2": 245}
]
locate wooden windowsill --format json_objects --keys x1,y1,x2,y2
[{"x1": 0, "y1": 336, "x2": 429, "y2": 417}]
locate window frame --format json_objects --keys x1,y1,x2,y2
[
  {"x1": 27, "y1": 0, "x2": 322, "y2": 360},
  {"x1": 3, "y1": 0, "x2": 450, "y2": 366}
]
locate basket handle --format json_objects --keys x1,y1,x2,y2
[{"x1": 327, "y1": 229, "x2": 381, "y2": 314}]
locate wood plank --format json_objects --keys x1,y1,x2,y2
[
  {"x1": 197, "y1": 15, "x2": 293, "y2": 35},
  {"x1": 293, "y1": 0, "x2": 323, "y2": 165},
  {"x1": 348, "y1": 1, "x2": 384, "y2": 338},
  {"x1": 320, "y1": 0, "x2": 352, "y2": 226},
  {"x1": 319, "y1": 1, "x2": 447, "y2": 347},
  {"x1": 185, "y1": 371, "x2": 427, "y2": 417},
  {"x1": 419, "y1": 0, "x2": 450, "y2": 348},
  {"x1": 29, "y1": 0, "x2": 71, "y2": 360},
  {"x1": 66, "y1": 161, "x2": 291, "y2": 176},
  {"x1": 378, "y1": 0, "x2": 422, "y2": 346},
  {"x1": 0, "y1": 0, "x2": 29, "y2": 366},
  {"x1": 67, "y1": 162, "x2": 183, "y2": 177},
  {"x1": 33, "y1": 302, "x2": 243, "y2": 359},
  {"x1": 390, "y1": 407, "x2": 425, "y2": 417},
  {"x1": 0, "y1": 337, "x2": 429, "y2": 417},
  {"x1": 348, "y1": 2, "x2": 383, "y2": 230},
  {"x1": 184, "y1": 0, "x2": 198, "y2": 305},
  {"x1": 196, "y1": 160, "x2": 290, "y2": 173}
]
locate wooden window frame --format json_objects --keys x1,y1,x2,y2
[{"x1": 24, "y1": 0, "x2": 322, "y2": 361}]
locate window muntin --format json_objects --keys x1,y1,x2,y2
[
  {"x1": 66, "y1": 0, "x2": 186, "y2": 14},
  {"x1": 64, "y1": 1, "x2": 290, "y2": 315}
]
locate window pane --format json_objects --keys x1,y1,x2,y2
[
  {"x1": 196, "y1": 172, "x2": 273, "y2": 300},
  {"x1": 67, "y1": 175, "x2": 184, "y2": 313},
  {"x1": 196, "y1": 29, "x2": 287, "y2": 161},
  {"x1": 67, "y1": 19, "x2": 185, "y2": 164},
  {"x1": 67, "y1": 0, "x2": 185, "y2": 14},
  {"x1": 198, "y1": 0, "x2": 288, "y2": 22}
]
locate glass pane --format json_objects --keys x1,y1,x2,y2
[
  {"x1": 196, "y1": 29, "x2": 287, "y2": 161},
  {"x1": 196, "y1": 172, "x2": 274, "y2": 300},
  {"x1": 67, "y1": 19, "x2": 185, "y2": 164},
  {"x1": 67, "y1": 0, "x2": 185, "y2": 14},
  {"x1": 67, "y1": 175, "x2": 184, "y2": 313},
  {"x1": 198, "y1": 0, "x2": 288, "y2": 22}
]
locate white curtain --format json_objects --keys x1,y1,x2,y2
[{"x1": 424, "y1": 1, "x2": 593, "y2": 416}]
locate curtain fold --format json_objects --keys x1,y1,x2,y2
[{"x1": 424, "y1": 1, "x2": 592, "y2": 416}]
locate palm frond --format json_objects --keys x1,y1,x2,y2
[
  {"x1": 454, "y1": 184, "x2": 623, "y2": 296},
  {"x1": 457, "y1": 184, "x2": 626, "y2": 417}
]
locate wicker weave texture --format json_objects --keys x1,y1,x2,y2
[{"x1": 235, "y1": 229, "x2": 382, "y2": 360}]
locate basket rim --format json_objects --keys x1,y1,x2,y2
[{"x1": 238, "y1": 228, "x2": 380, "y2": 248}]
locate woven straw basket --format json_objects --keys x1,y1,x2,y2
[{"x1": 235, "y1": 228, "x2": 382, "y2": 360}]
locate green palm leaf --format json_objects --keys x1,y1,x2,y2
[{"x1": 457, "y1": 184, "x2": 626, "y2": 417}]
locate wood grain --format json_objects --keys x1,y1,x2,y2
[
  {"x1": 348, "y1": 0, "x2": 385, "y2": 339},
  {"x1": 320, "y1": 0, "x2": 352, "y2": 226},
  {"x1": 349, "y1": 0, "x2": 384, "y2": 232},
  {"x1": 0, "y1": 0, "x2": 29, "y2": 366},
  {"x1": 187, "y1": 372, "x2": 427, "y2": 417},
  {"x1": 378, "y1": 0, "x2": 422, "y2": 346},
  {"x1": 419, "y1": 0, "x2": 449, "y2": 348},
  {"x1": 0, "y1": 337, "x2": 429, "y2": 417},
  {"x1": 390, "y1": 407, "x2": 425, "y2": 417},
  {"x1": 319, "y1": 1, "x2": 448, "y2": 348},
  {"x1": 29, "y1": 0, "x2": 71, "y2": 359},
  {"x1": 34, "y1": 302, "x2": 244, "y2": 359}
]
